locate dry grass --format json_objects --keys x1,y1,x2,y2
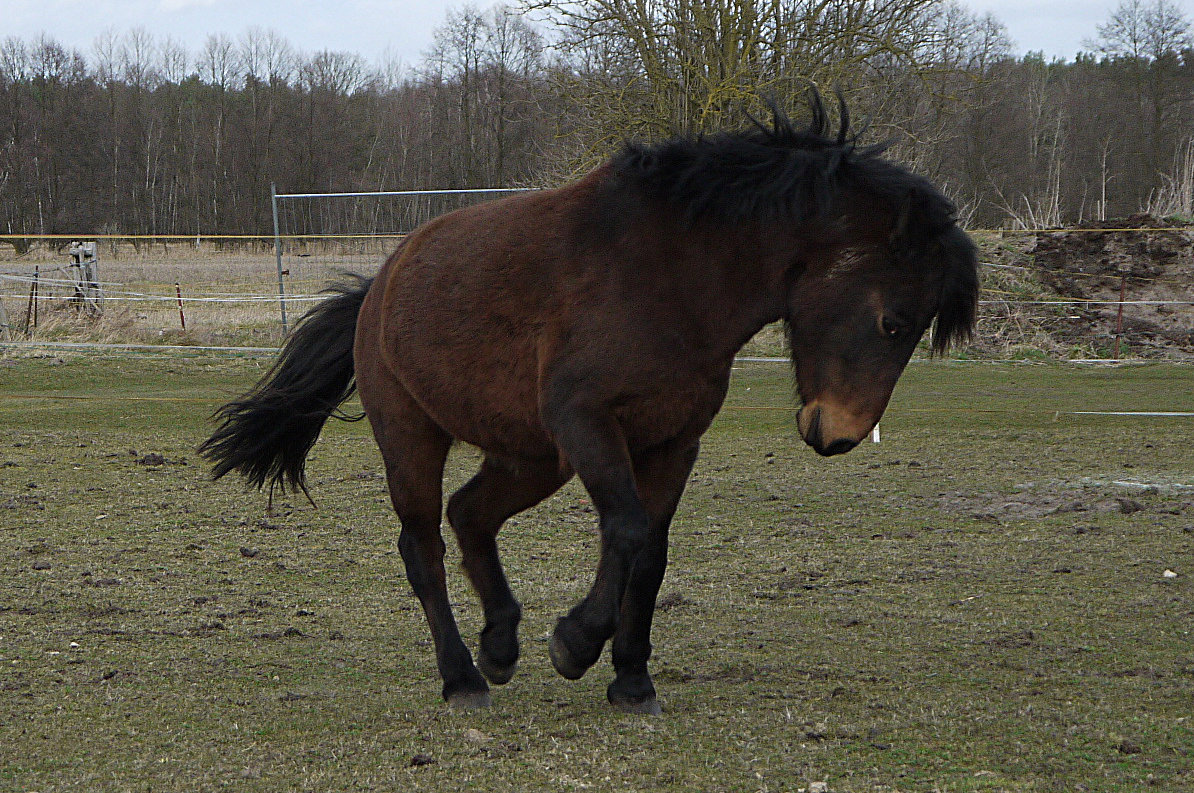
[
  {"x1": 966, "y1": 233, "x2": 1095, "y2": 360},
  {"x1": 1, "y1": 239, "x2": 389, "y2": 346},
  {"x1": 3, "y1": 232, "x2": 1189, "y2": 362}
]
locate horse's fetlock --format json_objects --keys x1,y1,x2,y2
[
  {"x1": 612, "y1": 642, "x2": 652, "y2": 672},
  {"x1": 483, "y1": 600, "x2": 522, "y2": 630}
]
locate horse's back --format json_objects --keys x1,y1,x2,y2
[{"x1": 357, "y1": 177, "x2": 605, "y2": 456}]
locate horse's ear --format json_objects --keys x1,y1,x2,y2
[
  {"x1": 806, "y1": 86, "x2": 828, "y2": 138},
  {"x1": 889, "y1": 193, "x2": 914, "y2": 246},
  {"x1": 834, "y1": 89, "x2": 849, "y2": 145}
]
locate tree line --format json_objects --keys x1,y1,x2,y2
[{"x1": 1, "y1": 0, "x2": 1191, "y2": 244}]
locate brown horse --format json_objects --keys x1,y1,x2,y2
[{"x1": 201, "y1": 92, "x2": 978, "y2": 714}]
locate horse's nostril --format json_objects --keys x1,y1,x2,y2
[
  {"x1": 820, "y1": 438, "x2": 858, "y2": 457},
  {"x1": 803, "y1": 406, "x2": 823, "y2": 448}
]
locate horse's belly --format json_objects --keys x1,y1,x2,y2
[
  {"x1": 400, "y1": 357, "x2": 717, "y2": 459},
  {"x1": 398, "y1": 352, "x2": 554, "y2": 457}
]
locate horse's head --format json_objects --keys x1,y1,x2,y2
[
  {"x1": 610, "y1": 87, "x2": 979, "y2": 457},
  {"x1": 786, "y1": 195, "x2": 978, "y2": 456}
]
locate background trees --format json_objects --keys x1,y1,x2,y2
[{"x1": 0, "y1": 0, "x2": 1191, "y2": 236}]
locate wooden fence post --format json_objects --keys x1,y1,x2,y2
[
  {"x1": 175, "y1": 282, "x2": 187, "y2": 330},
  {"x1": 23, "y1": 266, "x2": 39, "y2": 336},
  {"x1": 0, "y1": 296, "x2": 11, "y2": 341},
  {"x1": 1114, "y1": 273, "x2": 1127, "y2": 360}
]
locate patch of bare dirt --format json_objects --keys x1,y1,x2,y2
[
  {"x1": 937, "y1": 481, "x2": 1192, "y2": 523},
  {"x1": 1030, "y1": 215, "x2": 1194, "y2": 358}
]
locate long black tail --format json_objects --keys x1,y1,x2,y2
[{"x1": 199, "y1": 274, "x2": 374, "y2": 494}]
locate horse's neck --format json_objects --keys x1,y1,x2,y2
[{"x1": 664, "y1": 225, "x2": 795, "y2": 357}]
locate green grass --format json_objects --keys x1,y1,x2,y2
[{"x1": 1, "y1": 352, "x2": 1192, "y2": 791}]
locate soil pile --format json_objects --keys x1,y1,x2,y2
[{"x1": 1028, "y1": 215, "x2": 1194, "y2": 358}]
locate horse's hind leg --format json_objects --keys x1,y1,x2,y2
[
  {"x1": 366, "y1": 388, "x2": 490, "y2": 708},
  {"x1": 447, "y1": 455, "x2": 569, "y2": 685}
]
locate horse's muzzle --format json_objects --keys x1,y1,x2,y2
[
  {"x1": 819, "y1": 437, "x2": 858, "y2": 456},
  {"x1": 798, "y1": 405, "x2": 862, "y2": 457}
]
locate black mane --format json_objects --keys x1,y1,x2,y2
[
  {"x1": 612, "y1": 90, "x2": 955, "y2": 229},
  {"x1": 611, "y1": 89, "x2": 977, "y2": 352}
]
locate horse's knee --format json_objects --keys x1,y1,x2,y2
[
  {"x1": 397, "y1": 528, "x2": 446, "y2": 597},
  {"x1": 398, "y1": 526, "x2": 444, "y2": 559},
  {"x1": 602, "y1": 513, "x2": 652, "y2": 561}
]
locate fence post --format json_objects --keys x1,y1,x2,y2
[
  {"x1": 175, "y1": 282, "x2": 187, "y2": 330},
  {"x1": 0, "y1": 295, "x2": 10, "y2": 341},
  {"x1": 272, "y1": 182, "x2": 289, "y2": 335},
  {"x1": 1114, "y1": 273, "x2": 1127, "y2": 359},
  {"x1": 24, "y1": 265, "x2": 39, "y2": 336}
]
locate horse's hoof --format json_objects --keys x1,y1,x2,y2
[
  {"x1": 476, "y1": 650, "x2": 517, "y2": 685},
  {"x1": 446, "y1": 689, "x2": 493, "y2": 710},
  {"x1": 548, "y1": 633, "x2": 589, "y2": 680},
  {"x1": 610, "y1": 695, "x2": 662, "y2": 716}
]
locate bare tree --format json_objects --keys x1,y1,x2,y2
[
  {"x1": 1091, "y1": 0, "x2": 1192, "y2": 60},
  {"x1": 1089, "y1": 0, "x2": 1193, "y2": 204},
  {"x1": 197, "y1": 34, "x2": 244, "y2": 228},
  {"x1": 537, "y1": 0, "x2": 963, "y2": 165},
  {"x1": 483, "y1": 5, "x2": 544, "y2": 183},
  {"x1": 159, "y1": 37, "x2": 188, "y2": 84},
  {"x1": 427, "y1": 5, "x2": 489, "y2": 184},
  {"x1": 120, "y1": 28, "x2": 159, "y2": 90}
]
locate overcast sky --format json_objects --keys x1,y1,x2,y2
[{"x1": 5, "y1": 0, "x2": 1191, "y2": 68}]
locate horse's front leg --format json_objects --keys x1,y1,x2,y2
[
  {"x1": 542, "y1": 398, "x2": 650, "y2": 685},
  {"x1": 606, "y1": 441, "x2": 700, "y2": 714}
]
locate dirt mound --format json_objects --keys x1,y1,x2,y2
[
  {"x1": 937, "y1": 480, "x2": 1193, "y2": 523},
  {"x1": 1029, "y1": 215, "x2": 1194, "y2": 358}
]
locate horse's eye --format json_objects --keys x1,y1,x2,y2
[{"x1": 880, "y1": 316, "x2": 904, "y2": 338}]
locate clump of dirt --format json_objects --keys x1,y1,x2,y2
[
  {"x1": 937, "y1": 481, "x2": 1192, "y2": 523},
  {"x1": 1029, "y1": 215, "x2": 1194, "y2": 359},
  {"x1": 128, "y1": 450, "x2": 187, "y2": 466}
]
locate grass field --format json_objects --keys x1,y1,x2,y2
[{"x1": 1, "y1": 352, "x2": 1192, "y2": 792}]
